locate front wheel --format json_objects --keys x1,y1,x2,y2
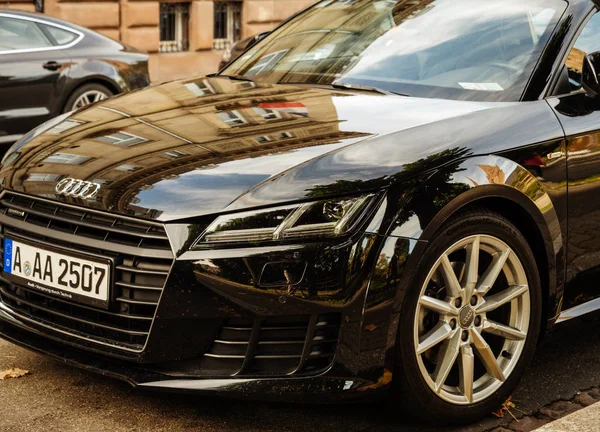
[{"x1": 393, "y1": 209, "x2": 542, "y2": 424}]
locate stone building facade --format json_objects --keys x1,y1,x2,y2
[{"x1": 3, "y1": 0, "x2": 315, "y2": 82}]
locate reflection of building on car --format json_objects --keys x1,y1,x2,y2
[
  {"x1": 6, "y1": 0, "x2": 600, "y2": 427},
  {"x1": 0, "y1": 10, "x2": 149, "y2": 148}
]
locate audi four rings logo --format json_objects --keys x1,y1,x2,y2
[{"x1": 55, "y1": 178, "x2": 101, "y2": 199}]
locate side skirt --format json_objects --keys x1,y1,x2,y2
[{"x1": 555, "y1": 297, "x2": 600, "y2": 323}]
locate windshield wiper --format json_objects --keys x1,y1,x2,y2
[
  {"x1": 331, "y1": 81, "x2": 409, "y2": 97},
  {"x1": 209, "y1": 73, "x2": 255, "y2": 82}
]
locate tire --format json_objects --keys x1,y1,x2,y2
[
  {"x1": 63, "y1": 83, "x2": 113, "y2": 113},
  {"x1": 391, "y1": 208, "x2": 542, "y2": 425}
]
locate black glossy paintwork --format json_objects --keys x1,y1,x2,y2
[
  {"x1": 0, "y1": 76, "x2": 504, "y2": 220},
  {"x1": 0, "y1": 10, "x2": 149, "y2": 147},
  {"x1": 1, "y1": 0, "x2": 600, "y2": 401},
  {"x1": 549, "y1": 94, "x2": 600, "y2": 311}
]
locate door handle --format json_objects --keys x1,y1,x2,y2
[{"x1": 43, "y1": 61, "x2": 63, "y2": 71}]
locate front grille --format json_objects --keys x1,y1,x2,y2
[
  {"x1": 198, "y1": 314, "x2": 341, "y2": 376},
  {"x1": 0, "y1": 191, "x2": 174, "y2": 353}
]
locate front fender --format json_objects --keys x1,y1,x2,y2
[{"x1": 359, "y1": 153, "x2": 566, "y2": 382}]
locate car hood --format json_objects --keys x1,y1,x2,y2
[{"x1": 0, "y1": 77, "x2": 503, "y2": 222}]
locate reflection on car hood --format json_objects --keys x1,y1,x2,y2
[{"x1": 0, "y1": 77, "x2": 500, "y2": 221}]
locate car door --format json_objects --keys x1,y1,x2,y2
[
  {"x1": 0, "y1": 14, "x2": 75, "y2": 146},
  {"x1": 549, "y1": 9, "x2": 600, "y2": 310}
]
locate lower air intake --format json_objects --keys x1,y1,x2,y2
[{"x1": 199, "y1": 313, "x2": 341, "y2": 377}]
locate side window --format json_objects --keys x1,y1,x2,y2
[
  {"x1": 0, "y1": 17, "x2": 52, "y2": 51},
  {"x1": 41, "y1": 24, "x2": 78, "y2": 46},
  {"x1": 566, "y1": 12, "x2": 600, "y2": 91}
]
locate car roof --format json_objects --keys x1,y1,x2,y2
[{"x1": 0, "y1": 9, "x2": 91, "y2": 33}]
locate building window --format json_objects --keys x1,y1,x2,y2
[
  {"x1": 213, "y1": 1, "x2": 242, "y2": 50},
  {"x1": 216, "y1": 110, "x2": 248, "y2": 127},
  {"x1": 255, "y1": 135, "x2": 273, "y2": 143},
  {"x1": 254, "y1": 107, "x2": 282, "y2": 121},
  {"x1": 246, "y1": 50, "x2": 289, "y2": 77},
  {"x1": 97, "y1": 131, "x2": 148, "y2": 147},
  {"x1": 160, "y1": 3, "x2": 190, "y2": 53},
  {"x1": 185, "y1": 80, "x2": 216, "y2": 97},
  {"x1": 236, "y1": 81, "x2": 256, "y2": 91},
  {"x1": 43, "y1": 153, "x2": 91, "y2": 165},
  {"x1": 46, "y1": 119, "x2": 83, "y2": 135},
  {"x1": 164, "y1": 150, "x2": 187, "y2": 158},
  {"x1": 276, "y1": 131, "x2": 295, "y2": 139},
  {"x1": 26, "y1": 173, "x2": 63, "y2": 182},
  {"x1": 116, "y1": 164, "x2": 141, "y2": 172}
]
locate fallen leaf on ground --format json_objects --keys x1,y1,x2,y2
[
  {"x1": 0, "y1": 368, "x2": 30, "y2": 380},
  {"x1": 492, "y1": 396, "x2": 527, "y2": 421}
]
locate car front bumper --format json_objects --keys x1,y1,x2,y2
[
  {"x1": 0, "y1": 310, "x2": 384, "y2": 401},
  {"x1": 0, "y1": 192, "x2": 419, "y2": 401}
]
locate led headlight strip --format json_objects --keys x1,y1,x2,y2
[{"x1": 193, "y1": 194, "x2": 376, "y2": 247}]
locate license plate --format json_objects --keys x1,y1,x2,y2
[{"x1": 3, "y1": 238, "x2": 111, "y2": 308}]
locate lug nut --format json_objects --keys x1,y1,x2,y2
[
  {"x1": 449, "y1": 319, "x2": 456, "y2": 329},
  {"x1": 455, "y1": 298, "x2": 462, "y2": 308},
  {"x1": 470, "y1": 295, "x2": 478, "y2": 306},
  {"x1": 474, "y1": 316, "x2": 482, "y2": 326},
  {"x1": 461, "y1": 330, "x2": 469, "y2": 341}
]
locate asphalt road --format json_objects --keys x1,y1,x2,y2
[{"x1": 2, "y1": 310, "x2": 600, "y2": 432}]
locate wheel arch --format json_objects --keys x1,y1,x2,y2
[
  {"x1": 403, "y1": 154, "x2": 564, "y2": 332},
  {"x1": 60, "y1": 76, "x2": 123, "y2": 113},
  {"x1": 360, "y1": 154, "x2": 565, "y2": 385}
]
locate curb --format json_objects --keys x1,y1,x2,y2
[{"x1": 533, "y1": 401, "x2": 600, "y2": 431}]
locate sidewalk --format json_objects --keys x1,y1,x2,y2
[{"x1": 535, "y1": 402, "x2": 600, "y2": 432}]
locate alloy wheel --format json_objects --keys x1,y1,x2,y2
[
  {"x1": 414, "y1": 234, "x2": 530, "y2": 405},
  {"x1": 72, "y1": 90, "x2": 108, "y2": 109}
]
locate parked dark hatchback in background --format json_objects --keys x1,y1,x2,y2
[
  {"x1": 5, "y1": 0, "x2": 600, "y2": 425},
  {"x1": 0, "y1": 10, "x2": 150, "y2": 147}
]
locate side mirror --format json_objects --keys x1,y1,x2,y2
[{"x1": 582, "y1": 52, "x2": 600, "y2": 98}]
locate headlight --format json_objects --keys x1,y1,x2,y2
[{"x1": 192, "y1": 194, "x2": 377, "y2": 248}]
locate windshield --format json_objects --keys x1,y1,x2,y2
[{"x1": 222, "y1": 0, "x2": 566, "y2": 101}]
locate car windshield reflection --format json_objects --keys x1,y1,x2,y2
[{"x1": 222, "y1": 0, "x2": 567, "y2": 101}]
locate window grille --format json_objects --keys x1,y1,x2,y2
[
  {"x1": 213, "y1": 1, "x2": 242, "y2": 50},
  {"x1": 160, "y1": 3, "x2": 190, "y2": 52}
]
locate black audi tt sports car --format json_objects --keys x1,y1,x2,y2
[
  {"x1": 3, "y1": 0, "x2": 600, "y2": 424},
  {"x1": 0, "y1": 10, "x2": 150, "y2": 147}
]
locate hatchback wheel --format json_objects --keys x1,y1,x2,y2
[
  {"x1": 64, "y1": 83, "x2": 113, "y2": 112},
  {"x1": 393, "y1": 208, "x2": 541, "y2": 424}
]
